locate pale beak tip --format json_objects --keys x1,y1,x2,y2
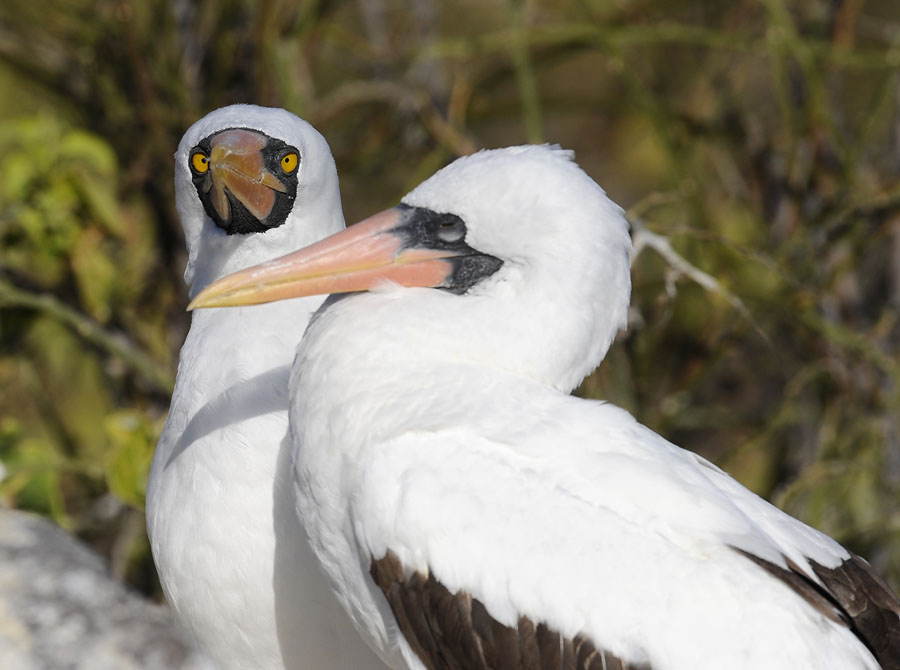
[
  {"x1": 186, "y1": 289, "x2": 220, "y2": 311},
  {"x1": 187, "y1": 279, "x2": 263, "y2": 310}
]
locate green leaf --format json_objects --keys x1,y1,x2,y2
[{"x1": 104, "y1": 410, "x2": 160, "y2": 510}]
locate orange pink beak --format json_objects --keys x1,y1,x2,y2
[
  {"x1": 187, "y1": 207, "x2": 466, "y2": 309},
  {"x1": 207, "y1": 129, "x2": 287, "y2": 223}
]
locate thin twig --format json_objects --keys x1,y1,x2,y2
[
  {"x1": 310, "y1": 80, "x2": 477, "y2": 156},
  {"x1": 630, "y1": 218, "x2": 771, "y2": 345},
  {"x1": 0, "y1": 280, "x2": 174, "y2": 394},
  {"x1": 418, "y1": 22, "x2": 900, "y2": 70},
  {"x1": 508, "y1": 0, "x2": 543, "y2": 143}
]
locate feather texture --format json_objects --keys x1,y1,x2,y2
[{"x1": 371, "y1": 551, "x2": 652, "y2": 670}]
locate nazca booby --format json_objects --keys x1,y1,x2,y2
[
  {"x1": 191, "y1": 145, "x2": 900, "y2": 670},
  {"x1": 146, "y1": 104, "x2": 389, "y2": 670}
]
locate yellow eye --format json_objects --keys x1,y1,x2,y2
[
  {"x1": 191, "y1": 151, "x2": 210, "y2": 174},
  {"x1": 280, "y1": 152, "x2": 299, "y2": 174}
]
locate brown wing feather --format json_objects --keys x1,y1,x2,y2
[
  {"x1": 733, "y1": 547, "x2": 900, "y2": 670},
  {"x1": 811, "y1": 555, "x2": 900, "y2": 670},
  {"x1": 370, "y1": 551, "x2": 651, "y2": 670}
]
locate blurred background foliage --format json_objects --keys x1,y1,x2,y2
[{"x1": 0, "y1": 0, "x2": 898, "y2": 596}]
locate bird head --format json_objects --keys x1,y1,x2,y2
[{"x1": 175, "y1": 105, "x2": 344, "y2": 295}]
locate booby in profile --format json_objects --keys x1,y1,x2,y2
[
  {"x1": 146, "y1": 104, "x2": 388, "y2": 669},
  {"x1": 191, "y1": 145, "x2": 900, "y2": 670}
]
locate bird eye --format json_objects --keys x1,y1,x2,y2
[
  {"x1": 190, "y1": 151, "x2": 210, "y2": 174},
  {"x1": 280, "y1": 152, "x2": 299, "y2": 174},
  {"x1": 436, "y1": 217, "x2": 466, "y2": 243}
]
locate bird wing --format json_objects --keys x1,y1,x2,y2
[{"x1": 346, "y1": 393, "x2": 896, "y2": 670}]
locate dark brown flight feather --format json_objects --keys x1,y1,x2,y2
[
  {"x1": 733, "y1": 548, "x2": 900, "y2": 670},
  {"x1": 370, "y1": 551, "x2": 651, "y2": 670}
]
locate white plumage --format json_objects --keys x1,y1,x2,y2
[
  {"x1": 192, "y1": 145, "x2": 900, "y2": 670},
  {"x1": 146, "y1": 104, "x2": 388, "y2": 670}
]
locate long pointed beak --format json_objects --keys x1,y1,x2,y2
[{"x1": 188, "y1": 207, "x2": 460, "y2": 309}]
